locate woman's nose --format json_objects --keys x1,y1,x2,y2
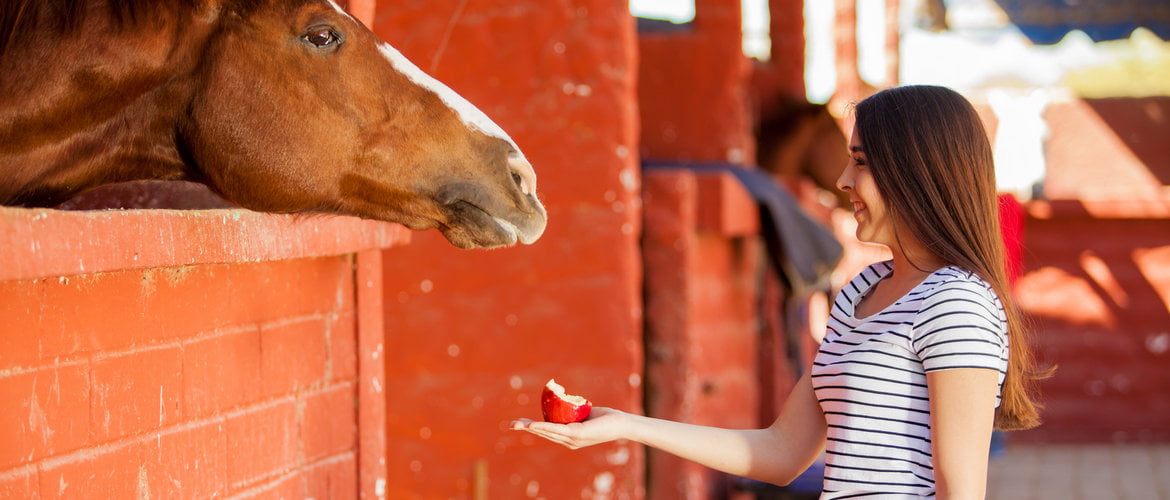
[{"x1": 836, "y1": 168, "x2": 852, "y2": 192}]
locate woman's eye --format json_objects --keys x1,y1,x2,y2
[{"x1": 305, "y1": 28, "x2": 339, "y2": 47}]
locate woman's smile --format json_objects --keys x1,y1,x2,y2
[
  {"x1": 850, "y1": 199, "x2": 867, "y2": 218},
  {"x1": 837, "y1": 127, "x2": 893, "y2": 246}
]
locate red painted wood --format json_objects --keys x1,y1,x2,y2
[
  {"x1": 1, "y1": 209, "x2": 404, "y2": 498},
  {"x1": 357, "y1": 249, "x2": 387, "y2": 500},
  {"x1": 0, "y1": 207, "x2": 409, "y2": 282},
  {"x1": 1015, "y1": 200, "x2": 1170, "y2": 443},
  {"x1": 373, "y1": 1, "x2": 644, "y2": 498}
]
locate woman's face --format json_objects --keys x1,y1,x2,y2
[{"x1": 837, "y1": 126, "x2": 896, "y2": 248}]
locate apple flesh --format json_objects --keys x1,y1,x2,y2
[{"x1": 541, "y1": 378, "x2": 592, "y2": 424}]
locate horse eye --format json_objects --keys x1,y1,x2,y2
[{"x1": 304, "y1": 28, "x2": 339, "y2": 48}]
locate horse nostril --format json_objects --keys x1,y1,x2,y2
[{"x1": 506, "y1": 150, "x2": 537, "y2": 197}]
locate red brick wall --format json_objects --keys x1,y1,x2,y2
[
  {"x1": 1044, "y1": 97, "x2": 1170, "y2": 200},
  {"x1": 372, "y1": 1, "x2": 644, "y2": 499},
  {"x1": 638, "y1": 0, "x2": 755, "y2": 164},
  {"x1": 751, "y1": 0, "x2": 808, "y2": 108},
  {"x1": 642, "y1": 170, "x2": 774, "y2": 499},
  {"x1": 0, "y1": 208, "x2": 405, "y2": 499},
  {"x1": 634, "y1": 1, "x2": 844, "y2": 497},
  {"x1": 1014, "y1": 200, "x2": 1170, "y2": 443},
  {"x1": 1005, "y1": 94, "x2": 1170, "y2": 443}
]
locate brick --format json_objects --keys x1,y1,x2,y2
[
  {"x1": 260, "y1": 319, "x2": 328, "y2": 397},
  {"x1": 302, "y1": 384, "x2": 357, "y2": 461},
  {"x1": 0, "y1": 363, "x2": 91, "y2": 469},
  {"x1": 144, "y1": 258, "x2": 349, "y2": 340},
  {"x1": 1, "y1": 272, "x2": 154, "y2": 365},
  {"x1": 328, "y1": 312, "x2": 357, "y2": 382},
  {"x1": 146, "y1": 265, "x2": 239, "y2": 339},
  {"x1": 225, "y1": 399, "x2": 298, "y2": 488},
  {"x1": 38, "y1": 271, "x2": 151, "y2": 355},
  {"x1": 183, "y1": 329, "x2": 261, "y2": 417},
  {"x1": 0, "y1": 465, "x2": 39, "y2": 500},
  {"x1": 0, "y1": 279, "x2": 49, "y2": 370},
  {"x1": 227, "y1": 472, "x2": 303, "y2": 500},
  {"x1": 91, "y1": 345, "x2": 183, "y2": 441},
  {"x1": 38, "y1": 438, "x2": 151, "y2": 500},
  {"x1": 149, "y1": 420, "x2": 229, "y2": 500},
  {"x1": 305, "y1": 455, "x2": 358, "y2": 500},
  {"x1": 221, "y1": 258, "x2": 352, "y2": 328}
]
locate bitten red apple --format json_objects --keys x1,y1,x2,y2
[{"x1": 541, "y1": 378, "x2": 592, "y2": 424}]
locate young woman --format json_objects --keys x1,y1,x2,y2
[{"x1": 511, "y1": 85, "x2": 1044, "y2": 499}]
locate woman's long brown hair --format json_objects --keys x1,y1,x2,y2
[{"x1": 854, "y1": 85, "x2": 1046, "y2": 430}]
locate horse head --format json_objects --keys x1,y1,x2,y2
[
  {"x1": 0, "y1": 0, "x2": 547, "y2": 249},
  {"x1": 755, "y1": 99, "x2": 850, "y2": 209}
]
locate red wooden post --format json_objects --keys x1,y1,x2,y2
[{"x1": 357, "y1": 249, "x2": 388, "y2": 500}]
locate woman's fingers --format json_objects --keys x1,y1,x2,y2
[
  {"x1": 510, "y1": 419, "x2": 590, "y2": 449},
  {"x1": 510, "y1": 407, "x2": 626, "y2": 450},
  {"x1": 510, "y1": 418, "x2": 535, "y2": 430}
]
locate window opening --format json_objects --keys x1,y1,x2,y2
[{"x1": 631, "y1": 0, "x2": 696, "y2": 32}]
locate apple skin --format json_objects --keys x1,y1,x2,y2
[{"x1": 541, "y1": 379, "x2": 592, "y2": 424}]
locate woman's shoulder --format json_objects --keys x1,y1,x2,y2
[
  {"x1": 836, "y1": 260, "x2": 894, "y2": 299},
  {"x1": 852, "y1": 260, "x2": 894, "y2": 284},
  {"x1": 919, "y1": 266, "x2": 1002, "y2": 309}
]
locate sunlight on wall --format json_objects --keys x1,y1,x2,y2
[
  {"x1": 629, "y1": 0, "x2": 771, "y2": 61},
  {"x1": 742, "y1": 0, "x2": 771, "y2": 61},
  {"x1": 857, "y1": 0, "x2": 888, "y2": 86},
  {"x1": 805, "y1": 0, "x2": 836, "y2": 103},
  {"x1": 629, "y1": 0, "x2": 694, "y2": 24},
  {"x1": 627, "y1": 0, "x2": 891, "y2": 103}
]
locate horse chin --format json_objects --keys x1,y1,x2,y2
[
  {"x1": 439, "y1": 224, "x2": 517, "y2": 250},
  {"x1": 440, "y1": 200, "x2": 542, "y2": 249}
]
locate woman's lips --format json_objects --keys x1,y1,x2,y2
[{"x1": 851, "y1": 201, "x2": 866, "y2": 216}]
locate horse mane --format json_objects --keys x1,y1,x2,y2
[
  {"x1": 0, "y1": 0, "x2": 252, "y2": 57},
  {"x1": 0, "y1": 0, "x2": 357, "y2": 57}
]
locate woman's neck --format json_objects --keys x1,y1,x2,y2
[
  {"x1": 888, "y1": 247, "x2": 946, "y2": 283},
  {"x1": 855, "y1": 250, "x2": 945, "y2": 319}
]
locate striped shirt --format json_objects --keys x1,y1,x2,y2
[{"x1": 811, "y1": 261, "x2": 1008, "y2": 499}]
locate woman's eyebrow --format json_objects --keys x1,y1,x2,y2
[{"x1": 849, "y1": 146, "x2": 865, "y2": 153}]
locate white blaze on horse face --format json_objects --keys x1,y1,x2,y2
[
  {"x1": 375, "y1": 42, "x2": 538, "y2": 196},
  {"x1": 324, "y1": 1, "x2": 538, "y2": 197}
]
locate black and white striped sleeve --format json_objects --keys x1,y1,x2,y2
[{"x1": 911, "y1": 277, "x2": 1008, "y2": 373}]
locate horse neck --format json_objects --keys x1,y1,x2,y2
[{"x1": 0, "y1": 7, "x2": 214, "y2": 206}]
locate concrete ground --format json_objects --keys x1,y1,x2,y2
[{"x1": 987, "y1": 443, "x2": 1170, "y2": 499}]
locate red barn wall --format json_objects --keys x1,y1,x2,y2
[
  {"x1": 636, "y1": 0, "x2": 830, "y2": 497},
  {"x1": 642, "y1": 170, "x2": 793, "y2": 499},
  {"x1": 371, "y1": 2, "x2": 645, "y2": 499},
  {"x1": 1043, "y1": 97, "x2": 1170, "y2": 201},
  {"x1": 1015, "y1": 201, "x2": 1170, "y2": 443},
  {"x1": 0, "y1": 208, "x2": 406, "y2": 499},
  {"x1": 1004, "y1": 95, "x2": 1170, "y2": 443},
  {"x1": 638, "y1": 0, "x2": 755, "y2": 164}
]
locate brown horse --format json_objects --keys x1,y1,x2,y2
[
  {"x1": 755, "y1": 98, "x2": 850, "y2": 210},
  {"x1": 0, "y1": 0, "x2": 546, "y2": 249}
]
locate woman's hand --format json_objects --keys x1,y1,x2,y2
[
  {"x1": 508, "y1": 374, "x2": 826, "y2": 486},
  {"x1": 509, "y1": 407, "x2": 629, "y2": 449}
]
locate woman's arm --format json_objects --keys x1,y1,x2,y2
[
  {"x1": 511, "y1": 373, "x2": 827, "y2": 486},
  {"x1": 927, "y1": 368, "x2": 1000, "y2": 499}
]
